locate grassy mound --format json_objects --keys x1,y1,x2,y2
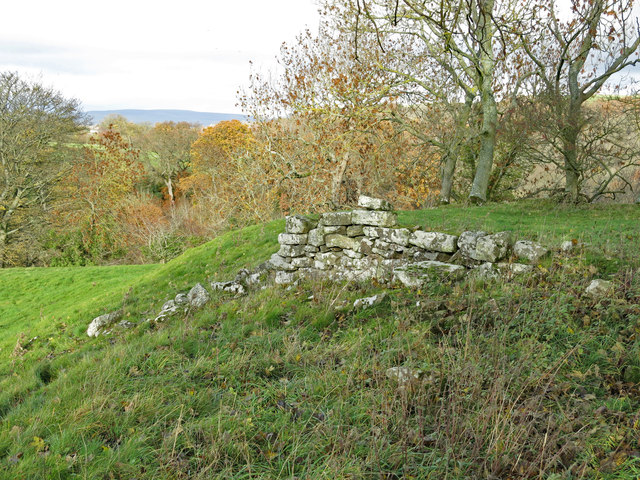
[{"x1": 1, "y1": 201, "x2": 639, "y2": 479}]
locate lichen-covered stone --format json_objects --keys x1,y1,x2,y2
[
  {"x1": 285, "y1": 215, "x2": 315, "y2": 234},
  {"x1": 320, "y1": 211, "x2": 352, "y2": 226},
  {"x1": 325, "y1": 234, "x2": 362, "y2": 252},
  {"x1": 351, "y1": 209, "x2": 398, "y2": 227},
  {"x1": 409, "y1": 231, "x2": 458, "y2": 253},
  {"x1": 343, "y1": 249, "x2": 364, "y2": 259},
  {"x1": 291, "y1": 256, "x2": 313, "y2": 268},
  {"x1": 457, "y1": 231, "x2": 485, "y2": 260},
  {"x1": 324, "y1": 225, "x2": 347, "y2": 234},
  {"x1": 394, "y1": 261, "x2": 466, "y2": 287},
  {"x1": 358, "y1": 195, "x2": 392, "y2": 211},
  {"x1": 308, "y1": 228, "x2": 325, "y2": 247},
  {"x1": 346, "y1": 225, "x2": 364, "y2": 237},
  {"x1": 474, "y1": 232, "x2": 513, "y2": 262},
  {"x1": 278, "y1": 233, "x2": 308, "y2": 245},
  {"x1": 496, "y1": 262, "x2": 534, "y2": 275},
  {"x1": 513, "y1": 240, "x2": 549, "y2": 263},
  {"x1": 87, "y1": 311, "x2": 122, "y2": 337},
  {"x1": 585, "y1": 279, "x2": 613, "y2": 298},
  {"x1": 304, "y1": 245, "x2": 319, "y2": 254},
  {"x1": 275, "y1": 270, "x2": 297, "y2": 285},
  {"x1": 560, "y1": 241, "x2": 575, "y2": 253},
  {"x1": 187, "y1": 283, "x2": 210, "y2": 308},
  {"x1": 278, "y1": 244, "x2": 306, "y2": 258},
  {"x1": 210, "y1": 281, "x2": 246, "y2": 295},
  {"x1": 364, "y1": 227, "x2": 411, "y2": 246},
  {"x1": 269, "y1": 253, "x2": 295, "y2": 271}
]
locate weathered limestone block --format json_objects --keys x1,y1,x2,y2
[
  {"x1": 359, "y1": 237, "x2": 375, "y2": 256},
  {"x1": 278, "y1": 244, "x2": 306, "y2": 258},
  {"x1": 475, "y1": 232, "x2": 513, "y2": 263},
  {"x1": 174, "y1": 293, "x2": 188, "y2": 305},
  {"x1": 364, "y1": 227, "x2": 411, "y2": 246},
  {"x1": 394, "y1": 261, "x2": 467, "y2": 287},
  {"x1": 308, "y1": 228, "x2": 325, "y2": 247},
  {"x1": 340, "y1": 256, "x2": 378, "y2": 270},
  {"x1": 470, "y1": 262, "x2": 501, "y2": 280},
  {"x1": 324, "y1": 225, "x2": 347, "y2": 234},
  {"x1": 320, "y1": 211, "x2": 352, "y2": 226},
  {"x1": 291, "y1": 256, "x2": 313, "y2": 268},
  {"x1": 346, "y1": 225, "x2": 364, "y2": 237},
  {"x1": 87, "y1": 311, "x2": 122, "y2": 337},
  {"x1": 315, "y1": 251, "x2": 343, "y2": 270},
  {"x1": 304, "y1": 245, "x2": 319, "y2": 254},
  {"x1": 325, "y1": 234, "x2": 362, "y2": 252},
  {"x1": 187, "y1": 283, "x2": 210, "y2": 308},
  {"x1": 269, "y1": 253, "x2": 295, "y2": 271},
  {"x1": 343, "y1": 249, "x2": 364, "y2": 259},
  {"x1": 351, "y1": 209, "x2": 398, "y2": 227},
  {"x1": 457, "y1": 231, "x2": 487, "y2": 259},
  {"x1": 278, "y1": 233, "x2": 308, "y2": 245},
  {"x1": 585, "y1": 279, "x2": 614, "y2": 298},
  {"x1": 513, "y1": 240, "x2": 549, "y2": 263},
  {"x1": 357, "y1": 195, "x2": 393, "y2": 211},
  {"x1": 286, "y1": 215, "x2": 315, "y2": 234},
  {"x1": 275, "y1": 270, "x2": 297, "y2": 285},
  {"x1": 409, "y1": 231, "x2": 458, "y2": 253}
]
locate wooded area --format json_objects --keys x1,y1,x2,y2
[{"x1": 1, "y1": 0, "x2": 640, "y2": 267}]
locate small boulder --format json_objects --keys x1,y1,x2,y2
[
  {"x1": 268, "y1": 253, "x2": 295, "y2": 271},
  {"x1": 275, "y1": 270, "x2": 297, "y2": 285},
  {"x1": 174, "y1": 293, "x2": 188, "y2": 305},
  {"x1": 210, "y1": 280, "x2": 246, "y2": 295},
  {"x1": 513, "y1": 240, "x2": 549, "y2": 263},
  {"x1": 353, "y1": 292, "x2": 388, "y2": 310},
  {"x1": 585, "y1": 279, "x2": 614, "y2": 299},
  {"x1": 560, "y1": 240, "x2": 576, "y2": 253},
  {"x1": 87, "y1": 311, "x2": 122, "y2": 337},
  {"x1": 187, "y1": 283, "x2": 210, "y2": 308}
]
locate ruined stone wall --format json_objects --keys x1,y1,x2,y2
[{"x1": 270, "y1": 195, "x2": 549, "y2": 287}]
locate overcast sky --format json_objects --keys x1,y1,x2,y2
[{"x1": 0, "y1": 0, "x2": 321, "y2": 113}]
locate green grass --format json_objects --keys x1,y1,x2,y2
[{"x1": 0, "y1": 201, "x2": 639, "y2": 479}]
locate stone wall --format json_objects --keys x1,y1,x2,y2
[{"x1": 270, "y1": 195, "x2": 549, "y2": 287}]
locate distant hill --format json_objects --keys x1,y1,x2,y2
[{"x1": 86, "y1": 109, "x2": 248, "y2": 126}]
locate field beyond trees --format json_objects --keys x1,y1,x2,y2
[{"x1": 1, "y1": 201, "x2": 639, "y2": 478}]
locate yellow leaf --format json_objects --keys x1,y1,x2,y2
[{"x1": 30, "y1": 436, "x2": 46, "y2": 452}]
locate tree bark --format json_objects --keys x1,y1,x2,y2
[{"x1": 469, "y1": 0, "x2": 497, "y2": 204}]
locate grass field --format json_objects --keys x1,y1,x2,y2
[{"x1": 0, "y1": 201, "x2": 639, "y2": 478}]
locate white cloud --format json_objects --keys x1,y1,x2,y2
[{"x1": 0, "y1": 0, "x2": 320, "y2": 113}]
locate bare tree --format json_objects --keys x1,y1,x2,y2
[{"x1": 521, "y1": 0, "x2": 640, "y2": 202}]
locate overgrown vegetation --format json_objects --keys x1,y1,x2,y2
[{"x1": 1, "y1": 202, "x2": 639, "y2": 478}]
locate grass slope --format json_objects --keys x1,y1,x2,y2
[{"x1": 1, "y1": 201, "x2": 639, "y2": 479}]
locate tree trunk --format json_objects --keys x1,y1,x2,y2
[
  {"x1": 469, "y1": 0, "x2": 497, "y2": 204},
  {"x1": 165, "y1": 176, "x2": 175, "y2": 207},
  {"x1": 440, "y1": 152, "x2": 457, "y2": 204},
  {"x1": 470, "y1": 91, "x2": 497, "y2": 203},
  {"x1": 331, "y1": 153, "x2": 349, "y2": 207},
  {"x1": 0, "y1": 229, "x2": 6, "y2": 268}
]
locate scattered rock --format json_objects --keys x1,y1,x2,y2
[
  {"x1": 386, "y1": 367, "x2": 420, "y2": 385},
  {"x1": 585, "y1": 279, "x2": 613, "y2": 298},
  {"x1": 561, "y1": 240, "x2": 576, "y2": 253},
  {"x1": 353, "y1": 292, "x2": 388, "y2": 310},
  {"x1": 210, "y1": 280, "x2": 246, "y2": 295},
  {"x1": 87, "y1": 311, "x2": 122, "y2": 337},
  {"x1": 174, "y1": 293, "x2": 188, "y2": 305},
  {"x1": 275, "y1": 270, "x2": 297, "y2": 285},
  {"x1": 513, "y1": 240, "x2": 549, "y2": 263},
  {"x1": 187, "y1": 283, "x2": 210, "y2": 308}
]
